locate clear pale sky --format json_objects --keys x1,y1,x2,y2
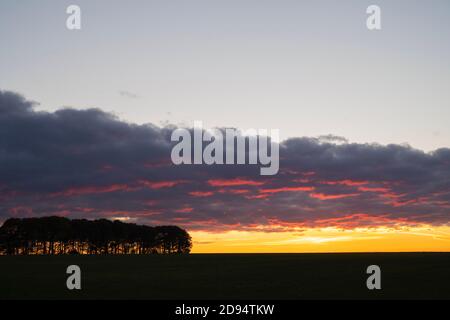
[{"x1": 1, "y1": 0, "x2": 450, "y2": 151}]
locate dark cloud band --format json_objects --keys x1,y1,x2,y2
[{"x1": 1, "y1": 90, "x2": 449, "y2": 231}]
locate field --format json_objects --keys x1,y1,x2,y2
[{"x1": 0, "y1": 253, "x2": 449, "y2": 299}]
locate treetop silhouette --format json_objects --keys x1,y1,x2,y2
[{"x1": 0, "y1": 216, "x2": 192, "y2": 255}]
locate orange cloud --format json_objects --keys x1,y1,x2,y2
[
  {"x1": 312, "y1": 213, "x2": 412, "y2": 229},
  {"x1": 208, "y1": 178, "x2": 265, "y2": 187}
]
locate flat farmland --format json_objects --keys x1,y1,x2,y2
[{"x1": 0, "y1": 253, "x2": 449, "y2": 299}]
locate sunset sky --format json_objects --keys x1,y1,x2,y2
[{"x1": 1, "y1": 1, "x2": 450, "y2": 252}]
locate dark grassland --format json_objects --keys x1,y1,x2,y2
[{"x1": 0, "y1": 253, "x2": 449, "y2": 299}]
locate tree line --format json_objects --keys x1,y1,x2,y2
[{"x1": 0, "y1": 216, "x2": 192, "y2": 255}]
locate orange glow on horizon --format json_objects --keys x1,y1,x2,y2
[{"x1": 190, "y1": 225, "x2": 450, "y2": 253}]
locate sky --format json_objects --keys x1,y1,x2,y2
[
  {"x1": 1, "y1": 0, "x2": 450, "y2": 150},
  {"x1": 1, "y1": 1, "x2": 450, "y2": 252}
]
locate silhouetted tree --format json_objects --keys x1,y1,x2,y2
[{"x1": 0, "y1": 216, "x2": 192, "y2": 255}]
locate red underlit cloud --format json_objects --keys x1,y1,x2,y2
[
  {"x1": 246, "y1": 194, "x2": 270, "y2": 200},
  {"x1": 260, "y1": 186, "x2": 315, "y2": 194},
  {"x1": 321, "y1": 180, "x2": 369, "y2": 186},
  {"x1": 189, "y1": 191, "x2": 214, "y2": 197},
  {"x1": 309, "y1": 192, "x2": 360, "y2": 200},
  {"x1": 174, "y1": 207, "x2": 194, "y2": 213},
  {"x1": 51, "y1": 184, "x2": 132, "y2": 197},
  {"x1": 358, "y1": 186, "x2": 390, "y2": 193},
  {"x1": 139, "y1": 180, "x2": 186, "y2": 189},
  {"x1": 311, "y1": 213, "x2": 413, "y2": 229},
  {"x1": 208, "y1": 178, "x2": 265, "y2": 187},
  {"x1": 218, "y1": 189, "x2": 250, "y2": 194}
]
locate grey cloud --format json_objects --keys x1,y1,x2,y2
[{"x1": 1, "y1": 90, "x2": 449, "y2": 231}]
